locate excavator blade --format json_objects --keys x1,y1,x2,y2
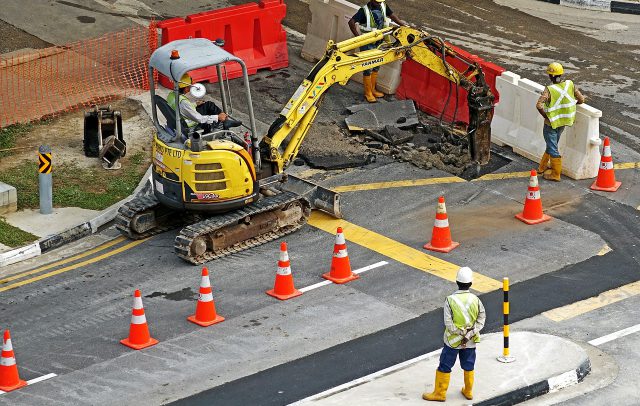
[{"x1": 279, "y1": 174, "x2": 342, "y2": 219}]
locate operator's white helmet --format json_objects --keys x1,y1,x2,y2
[{"x1": 456, "y1": 267, "x2": 473, "y2": 284}]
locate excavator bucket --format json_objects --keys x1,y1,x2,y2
[{"x1": 279, "y1": 175, "x2": 342, "y2": 218}]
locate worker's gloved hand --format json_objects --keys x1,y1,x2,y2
[{"x1": 222, "y1": 118, "x2": 242, "y2": 130}]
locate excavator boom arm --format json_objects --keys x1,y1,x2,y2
[{"x1": 259, "y1": 26, "x2": 494, "y2": 175}]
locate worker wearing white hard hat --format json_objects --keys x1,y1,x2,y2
[
  {"x1": 423, "y1": 266, "x2": 486, "y2": 402},
  {"x1": 348, "y1": 0, "x2": 406, "y2": 103}
]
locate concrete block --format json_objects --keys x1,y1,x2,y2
[
  {"x1": 491, "y1": 71, "x2": 601, "y2": 180},
  {"x1": 0, "y1": 181, "x2": 17, "y2": 215},
  {"x1": 345, "y1": 100, "x2": 418, "y2": 131}
]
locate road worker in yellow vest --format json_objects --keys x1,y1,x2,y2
[
  {"x1": 423, "y1": 267, "x2": 486, "y2": 402},
  {"x1": 348, "y1": 0, "x2": 406, "y2": 103},
  {"x1": 167, "y1": 74, "x2": 241, "y2": 135},
  {"x1": 536, "y1": 62, "x2": 586, "y2": 181}
]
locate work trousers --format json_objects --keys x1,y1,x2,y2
[
  {"x1": 436, "y1": 345, "x2": 476, "y2": 373},
  {"x1": 542, "y1": 124, "x2": 565, "y2": 158},
  {"x1": 196, "y1": 101, "x2": 223, "y2": 133}
]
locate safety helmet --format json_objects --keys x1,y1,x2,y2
[
  {"x1": 546, "y1": 62, "x2": 564, "y2": 76},
  {"x1": 178, "y1": 73, "x2": 192, "y2": 89},
  {"x1": 374, "y1": 0, "x2": 385, "y2": 3},
  {"x1": 456, "y1": 267, "x2": 473, "y2": 284}
]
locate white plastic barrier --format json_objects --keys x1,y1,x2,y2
[
  {"x1": 492, "y1": 71, "x2": 602, "y2": 180},
  {"x1": 301, "y1": 0, "x2": 402, "y2": 94}
]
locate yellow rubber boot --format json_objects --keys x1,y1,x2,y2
[
  {"x1": 538, "y1": 152, "x2": 550, "y2": 174},
  {"x1": 543, "y1": 156, "x2": 562, "y2": 181},
  {"x1": 370, "y1": 71, "x2": 385, "y2": 98},
  {"x1": 422, "y1": 370, "x2": 450, "y2": 402},
  {"x1": 363, "y1": 75, "x2": 377, "y2": 103},
  {"x1": 461, "y1": 370, "x2": 474, "y2": 400}
]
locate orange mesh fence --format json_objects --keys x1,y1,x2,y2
[{"x1": 0, "y1": 22, "x2": 158, "y2": 128}]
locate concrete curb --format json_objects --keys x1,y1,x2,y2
[
  {"x1": 536, "y1": 0, "x2": 640, "y2": 13},
  {"x1": 475, "y1": 358, "x2": 591, "y2": 406},
  {"x1": 0, "y1": 165, "x2": 152, "y2": 267}
]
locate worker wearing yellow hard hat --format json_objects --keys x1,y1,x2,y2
[
  {"x1": 348, "y1": 1, "x2": 406, "y2": 103},
  {"x1": 167, "y1": 73, "x2": 241, "y2": 134},
  {"x1": 535, "y1": 62, "x2": 586, "y2": 181}
]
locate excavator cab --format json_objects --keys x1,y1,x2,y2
[{"x1": 147, "y1": 39, "x2": 262, "y2": 213}]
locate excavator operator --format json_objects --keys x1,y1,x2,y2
[
  {"x1": 166, "y1": 73, "x2": 242, "y2": 134},
  {"x1": 348, "y1": 0, "x2": 405, "y2": 103}
]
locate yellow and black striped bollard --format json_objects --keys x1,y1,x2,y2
[
  {"x1": 497, "y1": 277, "x2": 515, "y2": 363},
  {"x1": 38, "y1": 145, "x2": 53, "y2": 214}
]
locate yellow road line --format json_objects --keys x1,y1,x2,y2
[
  {"x1": 597, "y1": 244, "x2": 612, "y2": 256},
  {"x1": 308, "y1": 211, "x2": 502, "y2": 293},
  {"x1": 0, "y1": 236, "x2": 127, "y2": 285},
  {"x1": 614, "y1": 162, "x2": 640, "y2": 170},
  {"x1": 0, "y1": 238, "x2": 148, "y2": 292},
  {"x1": 332, "y1": 177, "x2": 466, "y2": 193},
  {"x1": 542, "y1": 280, "x2": 640, "y2": 322},
  {"x1": 473, "y1": 171, "x2": 531, "y2": 181}
]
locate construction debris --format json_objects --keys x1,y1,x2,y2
[{"x1": 345, "y1": 100, "x2": 419, "y2": 132}]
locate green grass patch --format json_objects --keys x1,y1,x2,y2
[
  {"x1": 0, "y1": 122, "x2": 33, "y2": 158},
  {"x1": 0, "y1": 217, "x2": 39, "y2": 247},
  {"x1": 0, "y1": 152, "x2": 149, "y2": 210}
]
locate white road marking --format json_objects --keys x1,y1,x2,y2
[
  {"x1": 298, "y1": 261, "x2": 389, "y2": 293},
  {"x1": 588, "y1": 323, "x2": 640, "y2": 347},
  {"x1": 290, "y1": 349, "x2": 441, "y2": 404},
  {"x1": 0, "y1": 372, "x2": 56, "y2": 395}
]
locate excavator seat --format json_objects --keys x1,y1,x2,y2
[{"x1": 154, "y1": 95, "x2": 193, "y2": 142}]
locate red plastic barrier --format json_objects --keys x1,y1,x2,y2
[
  {"x1": 157, "y1": 0, "x2": 288, "y2": 88},
  {"x1": 396, "y1": 44, "x2": 505, "y2": 125}
]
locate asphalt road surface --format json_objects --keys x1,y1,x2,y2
[{"x1": 1, "y1": 1, "x2": 640, "y2": 405}]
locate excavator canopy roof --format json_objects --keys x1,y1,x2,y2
[{"x1": 149, "y1": 38, "x2": 243, "y2": 83}]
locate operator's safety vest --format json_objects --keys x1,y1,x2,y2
[
  {"x1": 444, "y1": 292, "x2": 481, "y2": 348},
  {"x1": 544, "y1": 80, "x2": 577, "y2": 129},
  {"x1": 166, "y1": 92, "x2": 198, "y2": 128},
  {"x1": 360, "y1": 4, "x2": 389, "y2": 32}
]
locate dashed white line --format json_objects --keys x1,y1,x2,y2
[
  {"x1": 0, "y1": 372, "x2": 57, "y2": 395},
  {"x1": 588, "y1": 323, "x2": 640, "y2": 347},
  {"x1": 298, "y1": 261, "x2": 388, "y2": 293}
]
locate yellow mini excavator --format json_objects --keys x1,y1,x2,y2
[{"x1": 116, "y1": 26, "x2": 494, "y2": 264}]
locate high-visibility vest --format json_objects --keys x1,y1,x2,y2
[
  {"x1": 166, "y1": 92, "x2": 198, "y2": 128},
  {"x1": 360, "y1": 4, "x2": 388, "y2": 32},
  {"x1": 544, "y1": 80, "x2": 577, "y2": 129},
  {"x1": 445, "y1": 292, "x2": 481, "y2": 348}
]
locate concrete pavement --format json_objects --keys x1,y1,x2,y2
[{"x1": 295, "y1": 332, "x2": 590, "y2": 405}]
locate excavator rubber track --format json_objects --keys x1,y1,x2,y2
[
  {"x1": 174, "y1": 191, "x2": 311, "y2": 265},
  {"x1": 115, "y1": 194, "x2": 193, "y2": 240}
]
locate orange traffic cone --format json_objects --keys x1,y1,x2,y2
[
  {"x1": 120, "y1": 289, "x2": 159, "y2": 350},
  {"x1": 515, "y1": 169, "x2": 552, "y2": 225},
  {"x1": 0, "y1": 330, "x2": 27, "y2": 392},
  {"x1": 591, "y1": 136, "x2": 621, "y2": 192},
  {"x1": 188, "y1": 267, "x2": 225, "y2": 326},
  {"x1": 267, "y1": 242, "x2": 303, "y2": 300},
  {"x1": 322, "y1": 227, "x2": 359, "y2": 284},
  {"x1": 424, "y1": 196, "x2": 459, "y2": 253}
]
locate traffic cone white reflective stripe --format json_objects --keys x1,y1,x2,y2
[
  {"x1": 120, "y1": 290, "x2": 159, "y2": 350},
  {"x1": 188, "y1": 267, "x2": 225, "y2": 326},
  {"x1": 0, "y1": 330, "x2": 27, "y2": 392},
  {"x1": 267, "y1": 242, "x2": 302, "y2": 300},
  {"x1": 425, "y1": 196, "x2": 459, "y2": 253},
  {"x1": 516, "y1": 170, "x2": 551, "y2": 225},
  {"x1": 323, "y1": 227, "x2": 359, "y2": 284}
]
